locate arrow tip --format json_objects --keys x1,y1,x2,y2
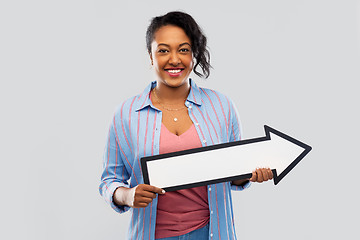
[{"x1": 264, "y1": 125, "x2": 312, "y2": 185}]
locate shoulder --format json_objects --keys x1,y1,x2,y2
[
  {"x1": 113, "y1": 95, "x2": 139, "y2": 115},
  {"x1": 115, "y1": 81, "x2": 154, "y2": 115},
  {"x1": 111, "y1": 92, "x2": 146, "y2": 128},
  {"x1": 199, "y1": 87, "x2": 233, "y2": 108},
  {"x1": 197, "y1": 87, "x2": 240, "y2": 125}
]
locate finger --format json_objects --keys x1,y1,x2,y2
[
  {"x1": 138, "y1": 196, "x2": 154, "y2": 204},
  {"x1": 151, "y1": 186, "x2": 166, "y2": 195},
  {"x1": 261, "y1": 168, "x2": 269, "y2": 181},
  {"x1": 138, "y1": 191, "x2": 157, "y2": 199},
  {"x1": 268, "y1": 168, "x2": 274, "y2": 179},
  {"x1": 133, "y1": 196, "x2": 153, "y2": 207},
  {"x1": 250, "y1": 170, "x2": 257, "y2": 182},
  {"x1": 143, "y1": 184, "x2": 166, "y2": 195},
  {"x1": 134, "y1": 202, "x2": 150, "y2": 208},
  {"x1": 256, "y1": 168, "x2": 264, "y2": 183}
]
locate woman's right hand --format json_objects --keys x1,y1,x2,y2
[{"x1": 113, "y1": 184, "x2": 165, "y2": 208}]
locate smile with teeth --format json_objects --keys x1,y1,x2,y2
[{"x1": 166, "y1": 69, "x2": 183, "y2": 73}]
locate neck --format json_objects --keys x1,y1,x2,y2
[{"x1": 154, "y1": 81, "x2": 190, "y2": 104}]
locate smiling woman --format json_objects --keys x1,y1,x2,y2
[
  {"x1": 150, "y1": 25, "x2": 193, "y2": 93},
  {"x1": 99, "y1": 11, "x2": 273, "y2": 240},
  {"x1": 145, "y1": 11, "x2": 211, "y2": 79}
]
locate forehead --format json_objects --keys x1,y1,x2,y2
[{"x1": 152, "y1": 25, "x2": 191, "y2": 46}]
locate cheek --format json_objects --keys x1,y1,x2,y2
[
  {"x1": 183, "y1": 56, "x2": 194, "y2": 69},
  {"x1": 153, "y1": 57, "x2": 165, "y2": 70}
]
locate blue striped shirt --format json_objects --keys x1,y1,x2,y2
[{"x1": 99, "y1": 79, "x2": 251, "y2": 240}]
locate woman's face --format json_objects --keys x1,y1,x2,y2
[{"x1": 150, "y1": 25, "x2": 193, "y2": 89}]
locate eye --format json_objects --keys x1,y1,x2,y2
[
  {"x1": 158, "y1": 49, "x2": 168, "y2": 53},
  {"x1": 179, "y1": 48, "x2": 190, "y2": 53}
]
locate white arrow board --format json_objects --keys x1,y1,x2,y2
[{"x1": 141, "y1": 125, "x2": 312, "y2": 191}]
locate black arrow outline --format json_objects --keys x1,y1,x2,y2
[
  {"x1": 141, "y1": 125, "x2": 312, "y2": 191},
  {"x1": 263, "y1": 125, "x2": 312, "y2": 185}
]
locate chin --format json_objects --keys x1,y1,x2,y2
[{"x1": 164, "y1": 77, "x2": 189, "y2": 88}]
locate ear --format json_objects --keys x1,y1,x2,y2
[
  {"x1": 148, "y1": 51, "x2": 153, "y2": 65},
  {"x1": 191, "y1": 56, "x2": 195, "y2": 68}
]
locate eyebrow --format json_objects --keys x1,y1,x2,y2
[{"x1": 157, "y1": 42, "x2": 191, "y2": 48}]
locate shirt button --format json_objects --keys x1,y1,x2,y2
[
  {"x1": 189, "y1": 105, "x2": 192, "y2": 109},
  {"x1": 210, "y1": 233, "x2": 213, "y2": 237},
  {"x1": 209, "y1": 187, "x2": 211, "y2": 191},
  {"x1": 195, "y1": 122, "x2": 199, "y2": 126},
  {"x1": 211, "y1": 210, "x2": 213, "y2": 214},
  {"x1": 203, "y1": 139, "x2": 206, "y2": 143}
]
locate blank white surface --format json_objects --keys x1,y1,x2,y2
[{"x1": 147, "y1": 132, "x2": 305, "y2": 189}]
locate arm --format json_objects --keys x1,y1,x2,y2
[
  {"x1": 227, "y1": 99, "x2": 273, "y2": 187},
  {"x1": 227, "y1": 98, "x2": 252, "y2": 190},
  {"x1": 99, "y1": 118, "x2": 132, "y2": 213},
  {"x1": 99, "y1": 116, "x2": 165, "y2": 212}
]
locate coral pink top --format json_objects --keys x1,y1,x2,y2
[{"x1": 155, "y1": 123, "x2": 210, "y2": 239}]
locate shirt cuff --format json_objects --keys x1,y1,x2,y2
[
  {"x1": 231, "y1": 180, "x2": 251, "y2": 191},
  {"x1": 102, "y1": 181, "x2": 131, "y2": 213}
]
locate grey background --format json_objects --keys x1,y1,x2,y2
[{"x1": 1, "y1": 0, "x2": 359, "y2": 239}]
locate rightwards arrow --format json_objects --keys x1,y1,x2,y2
[{"x1": 141, "y1": 125, "x2": 312, "y2": 191}]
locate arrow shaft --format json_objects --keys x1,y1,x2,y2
[{"x1": 147, "y1": 140, "x2": 273, "y2": 189}]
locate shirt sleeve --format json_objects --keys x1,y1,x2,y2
[
  {"x1": 228, "y1": 98, "x2": 252, "y2": 191},
  {"x1": 99, "y1": 117, "x2": 131, "y2": 213},
  {"x1": 228, "y1": 98, "x2": 242, "y2": 143},
  {"x1": 231, "y1": 180, "x2": 251, "y2": 191}
]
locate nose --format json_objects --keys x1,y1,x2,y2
[{"x1": 169, "y1": 52, "x2": 181, "y2": 66}]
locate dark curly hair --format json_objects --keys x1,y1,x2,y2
[{"x1": 146, "y1": 11, "x2": 211, "y2": 79}]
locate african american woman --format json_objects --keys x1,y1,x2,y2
[{"x1": 99, "y1": 11, "x2": 273, "y2": 240}]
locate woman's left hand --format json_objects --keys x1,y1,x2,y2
[{"x1": 250, "y1": 168, "x2": 274, "y2": 183}]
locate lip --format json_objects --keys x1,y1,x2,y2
[{"x1": 164, "y1": 68, "x2": 185, "y2": 77}]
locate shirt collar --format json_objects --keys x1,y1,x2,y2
[
  {"x1": 187, "y1": 78, "x2": 202, "y2": 106},
  {"x1": 135, "y1": 78, "x2": 202, "y2": 112}
]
